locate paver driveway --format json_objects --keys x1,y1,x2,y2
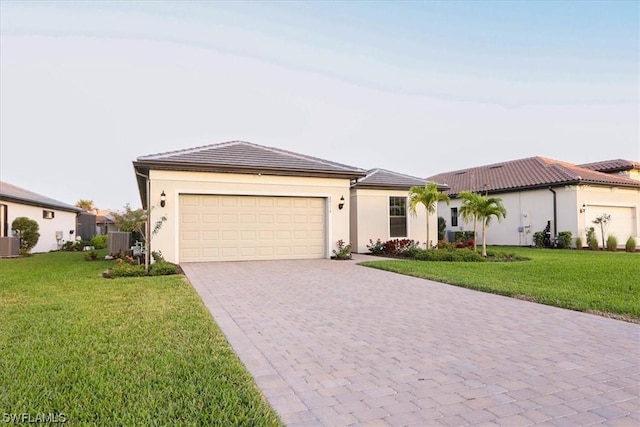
[{"x1": 182, "y1": 256, "x2": 639, "y2": 426}]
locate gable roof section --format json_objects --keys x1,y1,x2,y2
[
  {"x1": 353, "y1": 168, "x2": 446, "y2": 190},
  {"x1": 135, "y1": 140, "x2": 367, "y2": 178},
  {"x1": 577, "y1": 159, "x2": 640, "y2": 173},
  {"x1": 427, "y1": 157, "x2": 640, "y2": 196},
  {"x1": 0, "y1": 181, "x2": 81, "y2": 213}
]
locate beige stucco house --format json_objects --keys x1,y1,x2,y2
[
  {"x1": 428, "y1": 157, "x2": 640, "y2": 248},
  {"x1": 133, "y1": 141, "x2": 367, "y2": 263},
  {"x1": 350, "y1": 168, "x2": 446, "y2": 253},
  {"x1": 0, "y1": 181, "x2": 81, "y2": 254}
]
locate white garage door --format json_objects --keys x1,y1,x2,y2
[
  {"x1": 179, "y1": 195, "x2": 326, "y2": 262},
  {"x1": 586, "y1": 206, "x2": 636, "y2": 243}
]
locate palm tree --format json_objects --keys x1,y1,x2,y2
[
  {"x1": 476, "y1": 196, "x2": 507, "y2": 257},
  {"x1": 408, "y1": 182, "x2": 450, "y2": 248},
  {"x1": 458, "y1": 191, "x2": 483, "y2": 251}
]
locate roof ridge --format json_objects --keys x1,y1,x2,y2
[
  {"x1": 369, "y1": 168, "x2": 426, "y2": 181},
  {"x1": 137, "y1": 140, "x2": 246, "y2": 160}
]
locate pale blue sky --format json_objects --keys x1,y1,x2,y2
[{"x1": 1, "y1": 1, "x2": 638, "y2": 210}]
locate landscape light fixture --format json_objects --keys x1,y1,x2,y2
[
  {"x1": 338, "y1": 195, "x2": 345, "y2": 210},
  {"x1": 160, "y1": 191, "x2": 166, "y2": 208}
]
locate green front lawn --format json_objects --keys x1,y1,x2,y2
[
  {"x1": 359, "y1": 247, "x2": 640, "y2": 321},
  {"x1": 0, "y1": 251, "x2": 282, "y2": 426}
]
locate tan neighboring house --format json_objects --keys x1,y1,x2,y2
[
  {"x1": 350, "y1": 168, "x2": 446, "y2": 253},
  {"x1": 428, "y1": 157, "x2": 640, "y2": 248},
  {"x1": 0, "y1": 181, "x2": 81, "y2": 253},
  {"x1": 133, "y1": 141, "x2": 366, "y2": 263}
]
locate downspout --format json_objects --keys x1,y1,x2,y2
[
  {"x1": 135, "y1": 169, "x2": 151, "y2": 273},
  {"x1": 548, "y1": 187, "x2": 557, "y2": 240}
]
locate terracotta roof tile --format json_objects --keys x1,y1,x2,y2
[
  {"x1": 577, "y1": 159, "x2": 640, "y2": 173},
  {"x1": 427, "y1": 157, "x2": 640, "y2": 195}
]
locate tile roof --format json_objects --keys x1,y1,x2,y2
[
  {"x1": 135, "y1": 140, "x2": 367, "y2": 178},
  {"x1": 0, "y1": 181, "x2": 81, "y2": 212},
  {"x1": 353, "y1": 168, "x2": 436, "y2": 189},
  {"x1": 577, "y1": 159, "x2": 640, "y2": 173},
  {"x1": 426, "y1": 157, "x2": 640, "y2": 195}
]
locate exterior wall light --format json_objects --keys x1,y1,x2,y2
[
  {"x1": 160, "y1": 191, "x2": 166, "y2": 208},
  {"x1": 338, "y1": 195, "x2": 345, "y2": 210},
  {"x1": 579, "y1": 203, "x2": 586, "y2": 213}
]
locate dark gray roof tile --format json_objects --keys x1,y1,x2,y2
[
  {"x1": 137, "y1": 141, "x2": 367, "y2": 177},
  {"x1": 0, "y1": 181, "x2": 81, "y2": 212}
]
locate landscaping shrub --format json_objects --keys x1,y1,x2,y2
[
  {"x1": 108, "y1": 263, "x2": 146, "y2": 277},
  {"x1": 625, "y1": 236, "x2": 637, "y2": 253},
  {"x1": 367, "y1": 239, "x2": 385, "y2": 255},
  {"x1": 575, "y1": 237, "x2": 583, "y2": 250},
  {"x1": 90, "y1": 234, "x2": 108, "y2": 249},
  {"x1": 533, "y1": 231, "x2": 544, "y2": 248},
  {"x1": 606, "y1": 235, "x2": 618, "y2": 251},
  {"x1": 586, "y1": 227, "x2": 599, "y2": 250},
  {"x1": 11, "y1": 217, "x2": 40, "y2": 255},
  {"x1": 332, "y1": 239, "x2": 352, "y2": 260},
  {"x1": 84, "y1": 250, "x2": 98, "y2": 261},
  {"x1": 408, "y1": 248, "x2": 486, "y2": 262},
  {"x1": 367, "y1": 238, "x2": 419, "y2": 256},
  {"x1": 556, "y1": 231, "x2": 572, "y2": 249},
  {"x1": 149, "y1": 261, "x2": 178, "y2": 276},
  {"x1": 454, "y1": 231, "x2": 474, "y2": 242}
]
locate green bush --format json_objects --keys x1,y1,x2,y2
[
  {"x1": 90, "y1": 234, "x2": 108, "y2": 249},
  {"x1": 588, "y1": 235, "x2": 599, "y2": 250},
  {"x1": 556, "y1": 231, "x2": 572, "y2": 249},
  {"x1": 575, "y1": 237, "x2": 583, "y2": 250},
  {"x1": 84, "y1": 250, "x2": 98, "y2": 261},
  {"x1": 109, "y1": 263, "x2": 146, "y2": 278},
  {"x1": 408, "y1": 248, "x2": 487, "y2": 262},
  {"x1": 332, "y1": 239, "x2": 352, "y2": 260},
  {"x1": 11, "y1": 217, "x2": 40, "y2": 255},
  {"x1": 625, "y1": 236, "x2": 637, "y2": 253},
  {"x1": 533, "y1": 231, "x2": 544, "y2": 248},
  {"x1": 149, "y1": 261, "x2": 178, "y2": 276},
  {"x1": 606, "y1": 235, "x2": 618, "y2": 251}
]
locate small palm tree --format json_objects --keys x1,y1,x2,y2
[
  {"x1": 408, "y1": 182, "x2": 450, "y2": 248},
  {"x1": 458, "y1": 191, "x2": 483, "y2": 251},
  {"x1": 476, "y1": 196, "x2": 507, "y2": 257}
]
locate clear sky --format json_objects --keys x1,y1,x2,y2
[{"x1": 1, "y1": 1, "x2": 638, "y2": 210}]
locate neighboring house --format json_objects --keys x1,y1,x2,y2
[
  {"x1": 133, "y1": 141, "x2": 367, "y2": 263},
  {"x1": 350, "y1": 168, "x2": 446, "y2": 253},
  {"x1": 0, "y1": 181, "x2": 81, "y2": 253},
  {"x1": 577, "y1": 159, "x2": 640, "y2": 182},
  {"x1": 96, "y1": 210, "x2": 119, "y2": 235},
  {"x1": 427, "y1": 157, "x2": 640, "y2": 248}
]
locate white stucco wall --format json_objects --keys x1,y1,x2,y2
[
  {"x1": 440, "y1": 185, "x2": 640, "y2": 247},
  {"x1": 147, "y1": 170, "x2": 353, "y2": 263},
  {"x1": 1, "y1": 201, "x2": 77, "y2": 253},
  {"x1": 350, "y1": 188, "x2": 433, "y2": 253}
]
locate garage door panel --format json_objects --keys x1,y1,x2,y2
[
  {"x1": 180, "y1": 195, "x2": 326, "y2": 262},
  {"x1": 202, "y1": 196, "x2": 219, "y2": 207},
  {"x1": 202, "y1": 231, "x2": 218, "y2": 240}
]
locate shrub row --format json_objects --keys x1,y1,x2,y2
[{"x1": 108, "y1": 261, "x2": 178, "y2": 278}]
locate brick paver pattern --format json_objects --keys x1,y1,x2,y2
[{"x1": 182, "y1": 256, "x2": 639, "y2": 426}]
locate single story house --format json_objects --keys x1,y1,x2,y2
[
  {"x1": 0, "y1": 181, "x2": 81, "y2": 253},
  {"x1": 134, "y1": 141, "x2": 451, "y2": 263},
  {"x1": 133, "y1": 141, "x2": 368, "y2": 263},
  {"x1": 350, "y1": 168, "x2": 446, "y2": 253},
  {"x1": 427, "y1": 157, "x2": 640, "y2": 248}
]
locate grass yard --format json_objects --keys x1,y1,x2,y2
[
  {"x1": 359, "y1": 246, "x2": 640, "y2": 322},
  {"x1": 0, "y1": 251, "x2": 283, "y2": 426}
]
